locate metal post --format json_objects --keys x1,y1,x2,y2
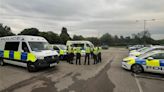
[
  {"x1": 144, "y1": 20, "x2": 146, "y2": 31},
  {"x1": 136, "y1": 19, "x2": 155, "y2": 31}
]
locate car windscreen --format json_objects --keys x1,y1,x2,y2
[
  {"x1": 29, "y1": 42, "x2": 49, "y2": 51},
  {"x1": 58, "y1": 45, "x2": 66, "y2": 50},
  {"x1": 138, "y1": 47, "x2": 148, "y2": 52}
]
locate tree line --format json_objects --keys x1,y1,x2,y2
[{"x1": 0, "y1": 23, "x2": 162, "y2": 46}]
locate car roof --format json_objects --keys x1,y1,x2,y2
[
  {"x1": 139, "y1": 50, "x2": 164, "y2": 59},
  {"x1": 0, "y1": 35, "x2": 47, "y2": 42}
]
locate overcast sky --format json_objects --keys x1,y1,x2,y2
[{"x1": 0, "y1": 0, "x2": 164, "y2": 39}]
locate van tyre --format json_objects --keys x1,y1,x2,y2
[
  {"x1": 131, "y1": 64, "x2": 143, "y2": 74},
  {"x1": 0, "y1": 59, "x2": 5, "y2": 66},
  {"x1": 27, "y1": 62, "x2": 37, "y2": 72}
]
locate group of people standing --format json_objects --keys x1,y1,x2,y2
[{"x1": 66, "y1": 46, "x2": 102, "y2": 65}]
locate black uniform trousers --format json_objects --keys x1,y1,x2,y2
[
  {"x1": 70, "y1": 53, "x2": 74, "y2": 64},
  {"x1": 93, "y1": 54, "x2": 98, "y2": 64},
  {"x1": 67, "y1": 53, "x2": 71, "y2": 63},
  {"x1": 76, "y1": 53, "x2": 81, "y2": 65},
  {"x1": 84, "y1": 53, "x2": 90, "y2": 65},
  {"x1": 98, "y1": 52, "x2": 102, "y2": 63}
]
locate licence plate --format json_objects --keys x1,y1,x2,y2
[{"x1": 50, "y1": 63, "x2": 57, "y2": 67}]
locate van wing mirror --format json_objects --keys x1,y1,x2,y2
[{"x1": 147, "y1": 57, "x2": 154, "y2": 60}]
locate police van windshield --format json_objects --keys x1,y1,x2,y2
[
  {"x1": 29, "y1": 42, "x2": 49, "y2": 51},
  {"x1": 72, "y1": 44, "x2": 85, "y2": 49}
]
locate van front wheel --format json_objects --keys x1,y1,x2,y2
[{"x1": 27, "y1": 62, "x2": 37, "y2": 72}]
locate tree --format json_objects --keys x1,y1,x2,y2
[
  {"x1": 19, "y1": 28, "x2": 39, "y2": 36},
  {"x1": 131, "y1": 31, "x2": 154, "y2": 45},
  {"x1": 60, "y1": 27, "x2": 71, "y2": 44},
  {"x1": 39, "y1": 31, "x2": 61, "y2": 44},
  {"x1": 0, "y1": 24, "x2": 15, "y2": 37},
  {"x1": 86, "y1": 37, "x2": 100, "y2": 46},
  {"x1": 100, "y1": 33, "x2": 113, "y2": 45},
  {"x1": 73, "y1": 35, "x2": 85, "y2": 40}
]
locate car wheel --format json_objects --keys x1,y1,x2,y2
[
  {"x1": 0, "y1": 58, "x2": 5, "y2": 66},
  {"x1": 27, "y1": 62, "x2": 37, "y2": 72},
  {"x1": 131, "y1": 64, "x2": 143, "y2": 74}
]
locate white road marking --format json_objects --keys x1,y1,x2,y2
[
  {"x1": 134, "y1": 74, "x2": 143, "y2": 92},
  {"x1": 135, "y1": 74, "x2": 164, "y2": 81}
]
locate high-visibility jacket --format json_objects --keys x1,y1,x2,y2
[
  {"x1": 98, "y1": 47, "x2": 102, "y2": 53},
  {"x1": 93, "y1": 47, "x2": 98, "y2": 55},
  {"x1": 85, "y1": 47, "x2": 91, "y2": 53},
  {"x1": 70, "y1": 48, "x2": 74, "y2": 53},
  {"x1": 76, "y1": 47, "x2": 81, "y2": 54},
  {"x1": 59, "y1": 49, "x2": 67, "y2": 55},
  {"x1": 0, "y1": 50, "x2": 36, "y2": 62},
  {"x1": 67, "y1": 47, "x2": 72, "y2": 54}
]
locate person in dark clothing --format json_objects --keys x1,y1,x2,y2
[
  {"x1": 70, "y1": 48, "x2": 74, "y2": 64},
  {"x1": 67, "y1": 47, "x2": 71, "y2": 64}
]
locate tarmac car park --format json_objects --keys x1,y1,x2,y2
[
  {"x1": 122, "y1": 50, "x2": 164, "y2": 74},
  {"x1": 0, "y1": 36, "x2": 59, "y2": 72},
  {"x1": 1, "y1": 47, "x2": 164, "y2": 92}
]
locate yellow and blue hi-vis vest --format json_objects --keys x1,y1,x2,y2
[{"x1": 0, "y1": 50, "x2": 36, "y2": 62}]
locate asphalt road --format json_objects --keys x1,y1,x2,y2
[{"x1": 0, "y1": 47, "x2": 164, "y2": 92}]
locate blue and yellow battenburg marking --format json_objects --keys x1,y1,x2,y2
[
  {"x1": 0, "y1": 50, "x2": 36, "y2": 62},
  {"x1": 126, "y1": 57, "x2": 164, "y2": 67}
]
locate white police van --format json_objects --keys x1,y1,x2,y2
[
  {"x1": 0, "y1": 35, "x2": 59, "y2": 72},
  {"x1": 66, "y1": 41, "x2": 94, "y2": 56}
]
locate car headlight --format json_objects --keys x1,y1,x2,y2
[{"x1": 123, "y1": 59, "x2": 131, "y2": 63}]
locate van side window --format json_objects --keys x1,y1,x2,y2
[
  {"x1": 22, "y1": 42, "x2": 29, "y2": 52},
  {"x1": 86, "y1": 44, "x2": 90, "y2": 47},
  {"x1": 5, "y1": 42, "x2": 20, "y2": 51}
]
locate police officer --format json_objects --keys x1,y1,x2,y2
[
  {"x1": 93, "y1": 47, "x2": 98, "y2": 64},
  {"x1": 84, "y1": 46, "x2": 91, "y2": 65},
  {"x1": 70, "y1": 47, "x2": 74, "y2": 64},
  {"x1": 97, "y1": 47, "x2": 102, "y2": 63},
  {"x1": 67, "y1": 47, "x2": 72, "y2": 64},
  {"x1": 76, "y1": 46, "x2": 81, "y2": 65},
  {"x1": 59, "y1": 49, "x2": 64, "y2": 60},
  {"x1": 90, "y1": 47, "x2": 94, "y2": 59}
]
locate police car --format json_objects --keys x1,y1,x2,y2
[
  {"x1": 0, "y1": 36, "x2": 59, "y2": 72},
  {"x1": 130, "y1": 47, "x2": 148, "y2": 53},
  {"x1": 122, "y1": 50, "x2": 164, "y2": 74},
  {"x1": 129, "y1": 46, "x2": 164, "y2": 57},
  {"x1": 50, "y1": 44, "x2": 67, "y2": 59},
  {"x1": 128, "y1": 45, "x2": 144, "y2": 51}
]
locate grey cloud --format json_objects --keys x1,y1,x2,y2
[{"x1": 0, "y1": 0, "x2": 164, "y2": 39}]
